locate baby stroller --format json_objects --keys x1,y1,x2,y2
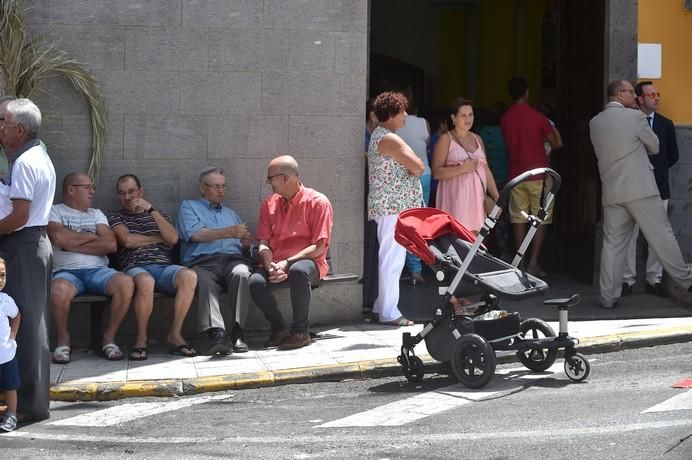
[{"x1": 394, "y1": 167, "x2": 590, "y2": 388}]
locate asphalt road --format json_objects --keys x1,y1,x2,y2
[{"x1": 3, "y1": 342, "x2": 692, "y2": 459}]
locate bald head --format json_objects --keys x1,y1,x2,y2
[
  {"x1": 63, "y1": 172, "x2": 91, "y2": 193},
  {"x1": 268, "y1": 155, "x2": 299, "y2": 177}
]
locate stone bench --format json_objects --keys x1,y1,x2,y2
[{"x1": 71, "y1": 266, "x2": 359, "y2": 351}]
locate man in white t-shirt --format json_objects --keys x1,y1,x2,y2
[
  {"x1": 48, "y1": 173, "x2": 134, "y2": 364},
  {"x1": 0, "y1": 98, "x2": 55, "y2": 422}
]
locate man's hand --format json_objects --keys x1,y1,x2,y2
[
  {"x1": 226, "y1": 223, "x2": 250, "y2": 240},
  {"x1": 267, "y1": 261, "x2": 288, "y2": 283},
  {"x1": 129, "y1": 197, "x2": 153, "y2": 213}
]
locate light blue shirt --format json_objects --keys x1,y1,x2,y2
[{"x1": 176, "y1": 198, "x2": 244, "y2": 264}]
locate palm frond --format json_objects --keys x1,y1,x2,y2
[{"x1": 0, "y1": 0, "x2": 108, "y2": 180}]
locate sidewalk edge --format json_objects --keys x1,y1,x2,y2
[{"x1": 49, "y1": 326, "x2": 692, "y2": 402}]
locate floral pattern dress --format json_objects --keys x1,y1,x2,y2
[{"x1": 367, "y1": 126, "x2": 423, "y2": 221}]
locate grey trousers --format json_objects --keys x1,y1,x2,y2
[
  {"x1": 249, "y1": 259, "x2": 319, "y2": 333},
  {"x1": 600, "y1": 196, "x2": 692, "y2": 305},
  {"x1": 0, "y1": 227, "x2": 52, "y2": 419},
  {"x1": 189, "y1": 254, "x2": 250, "y2": 333}
]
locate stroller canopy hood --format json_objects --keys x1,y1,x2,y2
[{"x1": 395, "y1": 208, "x2": 477, "y2": 265}]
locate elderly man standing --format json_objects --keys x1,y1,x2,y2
[
  {"x1": 177, "y1": 167, "x2": 252, "y2": 355},
  {"x1": 0, "y1": 98, "x2": 55, "y2": 422},
  {"x1": 249, "y1": 155, "x2": 333, "y2": 350},
  {"x1": 49, "y1": 173, "x2": 134, "y2": 362},
  {"x1": 589, "y1": 80, "x2": 692, "y2": 309},
  {"x1": 108, "y1": 174, "x2": 198, "y2": 359}
]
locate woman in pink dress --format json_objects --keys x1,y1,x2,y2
[{"x1": 432, "y1": 98, "x2": 499, "y2": 233}]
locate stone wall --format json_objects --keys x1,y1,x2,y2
[
  {"x1": 25, "y1": 0, "x2": 367, "y2": 330},
  {"x1": 669, "y1": 126, "x2": 692, "y2": 259}
]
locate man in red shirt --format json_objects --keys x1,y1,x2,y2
[
  {"x1": 249, "y1": 155, "x2": 333, "y2": 350},
  {"x1": 500, "y1": 76, "x2": 562, "y2": 276}
]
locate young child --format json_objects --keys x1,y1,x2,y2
[{"x1": 0, "y1": 256, "x2": 21, "y2": 432}]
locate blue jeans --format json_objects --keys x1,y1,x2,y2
[
  {"x1": 53, "y1": 267, "x2": 120, "y2": 296},
  {"x1": 126, "y1": 264, "x2": 183, "y2": 294},
  {"x1": 405, "y1": 172, "x2": 431, "y2": 274}
]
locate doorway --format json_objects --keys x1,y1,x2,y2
[{"x1": 368, "y1": 0, "x2": 605, "y2": 282}]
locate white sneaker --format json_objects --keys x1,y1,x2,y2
[{"x1": 0, "y1": 413, "x2": 17, "y2": 432}]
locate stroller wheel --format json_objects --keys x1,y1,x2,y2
[
  {"x1": 516, "y1": 318, "x2": 558, "y2": 372},
  {"x1": 564, "y1": 353, "x2": 590, "y2": 382},
  {"x1": 451, "y1": 333, "x2": 496, "y2": 389},
  {"x1": 402, "y1": 355, "x2": 425, "y2": 383}
]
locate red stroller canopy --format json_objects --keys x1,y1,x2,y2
[{"x1": 395, "y1": 208, "x2": 477, "y2": 265}]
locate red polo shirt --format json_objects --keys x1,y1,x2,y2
[
  {"x1": 256, "y1": 184, "x2": 333, "y2": 278},
  {"x1": 500, "y1": 102, "x2": 553, "y2": 180}
]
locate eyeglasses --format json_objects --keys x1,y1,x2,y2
[
  {"x1": 643, "y1": 92, "x2": 661, "y2": 99},
  {"x1": 266, "y1": 173, "x2": 286, "y2": 184},
  {"x1": 72, "y1": 184, "x2": 96, "y2": 191},
  {"x1": 0, "y1": 120, "x2": 20, "y2": 129},
  {"x1": 203, "y1": 182, "x2": 226, "y2": 191},
  {"x1": 116, "y1": 187, "x2": 140, "y2": 197}
]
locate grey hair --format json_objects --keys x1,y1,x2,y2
[
  {"x1": 199, "y1": 166, "x2": 224, "y2": 183},
  {"x1": 6, "y1": 98, "x2": 41, "y2": 136},
  {"x1": 0, "y1": 95, "x2": 17, "y2": 104}
]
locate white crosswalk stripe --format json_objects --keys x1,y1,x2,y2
[
  {"x1": 318, "y1": 363, "x2": 563, "y2": 428},
  {"x1": 48, "y1": 393, "x2": 235, "y2": 427},
  {"x1": 643, "y1": 389, "x2": 692, "y2": 414}
]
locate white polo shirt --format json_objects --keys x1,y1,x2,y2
[
  {"x1": 9, "y1": 140, "x2": 56, "y2": 228},
  {"x1": 0, "y1": 292, "x2": 19, "y2": 365}
]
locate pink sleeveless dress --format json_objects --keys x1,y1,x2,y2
[{"x1": 435, "y1": 133, "x2": 488, "y2": 232}]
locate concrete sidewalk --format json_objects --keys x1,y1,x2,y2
[
  {"x1": 50, "y1": 315, "x2": 692, "y2": 402},
  {"x1": 49, "y1": 274, "x2": 692, "y2": 401}
]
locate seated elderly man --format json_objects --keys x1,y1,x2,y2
[
  {"x1": 107, "y1": 174, "x2": 198, "y2": 360},
  {"x1": 177, "y1": 167, "x2": 252, "y2": 355},
  {"x1": 49, "y1": 173, "x2": 134, "y2": 363},
  {"x1": 249, "y1": 155, "x2": 333, "y2": 350}
]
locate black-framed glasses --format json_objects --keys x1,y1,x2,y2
[
  {"x1": 266, "y1": 173, "x2": 285, "y2": 183},
  {"x1": 203, "y1": 182, "x2": 226, "y2": 191},
  {"x1": 116, "y1": 187, "x2": 140, "y2": 197},
  {"x1": 72, "y1": 184, "x2": 96, "y2": 190}
]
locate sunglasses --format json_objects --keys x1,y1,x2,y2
[{"x1": 642, "y1": 92, "x2": 661, "y2": 99}]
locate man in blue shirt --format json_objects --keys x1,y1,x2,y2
[{"x1": 177, "y1": 167, "x2": 252, "y2": 355}]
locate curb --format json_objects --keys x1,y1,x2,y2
[{"x1": 49, "y1": 326, "x2": 692, "y2": 402}]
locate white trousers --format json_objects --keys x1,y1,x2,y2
[
  {"x1": 373, "y1": 214, "x2": 407, "y2": 322},
  {"x1": 600, "y1": 196, "x2": 692, "y2": 306},
  {"x1": 623, "y1": 199, "x2": 667, "y2": 286}
]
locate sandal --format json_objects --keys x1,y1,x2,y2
[
  {"x1": 169, "y1": 343, "x2": 197, "y2": 357},
  {"x1": 381, "y1": 316, "x2": 415, "y2": 326},
  {"x1": 52, "y1": 345, "x2": 71, "y2": 364},
  {"x1": 129, "y1": 347, "x2": 148, "y2": 361},
  {"x1": 101, "y1": 343, "x2": 124, "y2": 361}
]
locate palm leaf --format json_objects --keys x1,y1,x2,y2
[{"x1": 0, "y1": 0, "x2": 108, "y2": 180}]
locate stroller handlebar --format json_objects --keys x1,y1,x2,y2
[{"x1": 497, "y1": 167, "x2": 562, "y2": 207}]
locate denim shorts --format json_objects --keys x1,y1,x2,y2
[
  {"x1": 0, "y1": 355, "x2": 20, "y2": 391},
  {"x1": 125, "y1": 264, "x2": 183, "y2": 294},
  {"x1": 53, "y1": 267, "x2": 120, "y2": 296}
]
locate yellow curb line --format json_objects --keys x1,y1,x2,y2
[{"x1": 49, "y1": 326, "x2": 692, "y2": 402}]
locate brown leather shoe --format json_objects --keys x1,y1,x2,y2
[
  {"x1": 278, "y1": 332, "x2": 311, "y2": 350},
  {"x1": 265, "y1": 329, "x2": 290, "y2": 348}
]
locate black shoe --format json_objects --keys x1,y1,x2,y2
[
  {"x1": 645, "y1": 282, "x2": 668, "y2": 297},
  {"x1": 621, "y1": 282, "x2": 633, "y2": 296},
  {"x1": 207, "y1": 327, "x2": 231, "y2": 355},
  {"x1": 231, "y1": 326, "x2": 249, "y2": 353}
]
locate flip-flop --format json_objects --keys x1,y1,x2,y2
[
  {"x1": 381, "y1": 317, "x2": 415, "y2": 327},
  {"x1": 52, "y1": 345, "x2": 71, "y2": 364},
  {"x1": 101, "y1": 343, "x2": 124, "y2": 361},
  {"x1": 169, "y1": 343, "x2": 198, "y2": 357},
  {"x1": 129, "y1": 347, "x2": 148, "y2": 361}
]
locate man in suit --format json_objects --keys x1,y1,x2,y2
[
  {"x1": 589, "y1": 80, "x2": 692, "y2": 309},
  {"x1": 621, "y1": 81, "x2": 679, "y2": 297}
]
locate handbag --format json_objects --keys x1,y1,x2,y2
[{"x1": 449, "y1": 132, "x2": 496, "y2": 214}]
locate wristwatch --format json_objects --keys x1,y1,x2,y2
[{"x1": 147, "y1": 206, "x2": 156, "y2": 213}]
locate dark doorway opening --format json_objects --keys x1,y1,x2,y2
[{"x1": 368, "y1": 0, "x2": 604, "y2": 283}]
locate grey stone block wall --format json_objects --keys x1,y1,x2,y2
[
  {"x1": 25, "y1": 0, "x2": 367, "y2": 330},
  {"x1": 669, "y1": 126, "x2": 692, "y2": 260}
]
